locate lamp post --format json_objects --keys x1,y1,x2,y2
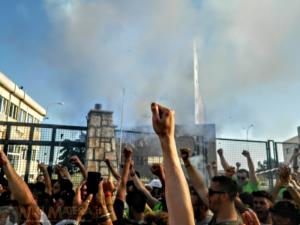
[
  {"x1": 44, "y1": 102, "x2": 64, "y2": 120},
  {"x1": 243, "y1": 124, "x2": 254, "y2": 141}
]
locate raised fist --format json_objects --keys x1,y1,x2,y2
[
  {"x1": 180, "y1": 148, "x2": 191, "y2": 161},
  {"x1": 242, "y1": 150, "x2": 250, "y2": 158},
  {"x1": 217, "y1": 148, "x2": 223, "y2": 156},
  {"x1": 151, "y1": 103, "x2": 175, "y2": 138},
  {"x1": 123, "y1": 147, "x2": 133, "y2": 159},
  {"x1": 70, "y1": 155, "x2": 81, "y2": 165},
  {"x1": 151, "y1": 163, "x2": 164, "y2": 176}
]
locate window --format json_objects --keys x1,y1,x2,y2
[
  {"x1": 0, "y1": 96, "x2": 8, "y2": 114},
  {"x1": 27, "y1": 114, "x2": 33, "y2": 123},
  {"x1": 148, "y1": 156, "x2": 163, "y2": 165},
  {"x1": 18, "y1": 109, "x2": 27, "y2": 122},
  {"x1": 8, "y1": 103, "x2": 18, "y2": 119}
]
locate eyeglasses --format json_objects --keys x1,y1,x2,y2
[
  {"x1": 208, "y1": 188, "x2": 226, "y2": 196},
  {"x1": 237, "y1": 176, "x2": 247, "y2": 180}
]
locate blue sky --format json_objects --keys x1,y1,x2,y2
[{"x1": 1, "y1": 0, "x2": 300, "y2": 142}]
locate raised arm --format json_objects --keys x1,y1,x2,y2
[
  {"x1": 70, "y1": 155, "x2": 88, "y2": 180},
  {"x1": 217, "y1": 148, "x2": 231, "y2": 171},
  {"x1": 115, "y1": 147, "x2": 132, "y2": 202},
  {"x1": 151, "y1": 102, "x2": 194, "y2": 225},
  {"x1": 104, "y1": 159, "x2": 121, "y2": 181},
  {"x1": 180, "y1": 148, "x2": 208, "y2": 206},
  {"x1": 38, "y1": 163, "x2": 52, "y2": 195},
  {"x1": 131, "y1": 166, "x2": 159, "y2": 208},
  {"x1": 0, "y1": 150, "x2": 41, "y2": 223},
  {"x1": 242, "y1": 150, "x2": 258, "y2": 185}
]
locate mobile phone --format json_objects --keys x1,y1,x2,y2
[{"x1": 87, "y1": 172, "x2": 102, "y2": 194}]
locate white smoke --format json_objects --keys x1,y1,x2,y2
[{"x1": 42, "y1": 0, "x2": 300, "y2": 140}]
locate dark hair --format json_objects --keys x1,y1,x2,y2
[
  {"x1": 282, "y1": 190, "x2": 293, "y2": 200},
  {"x1": 270, "y1": 201, "x2": 300, "y2": 225},
  {"x1": 212, "y1": 176, "x2": 238, "y2": 201},
  {"x1": 237, "y1": 169, "x2": 249, "y2": 178},
  {"x1": 252, "y1": 190, "x2": 273, "y2": 203},
  {"x1": 239, "y1": 192, "x2": 253, "y2": 208},
  {"x1": 126, "y1": 190, "x2": 147, "y2": 213}
]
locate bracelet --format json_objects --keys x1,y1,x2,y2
[{"x1": 97, "y1": 212, "x2": 111, "y2": 223}]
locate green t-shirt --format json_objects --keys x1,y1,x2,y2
[{"x1": 242, "y1": 182, "x2": 259, "y2": 193}]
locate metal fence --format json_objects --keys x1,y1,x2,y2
[
  {"x1": 216, "y1": 138, "x2": 299, "y2": 191},
  {"x1": 1, "y1": 121, "x2": 299, "y2": 191},
  {"x1": 0, "y1": 122, "x2": 87, "y2": 183}
]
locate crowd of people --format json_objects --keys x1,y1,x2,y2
[{"x1": 0, "y1": 102, "x2": 300, "y2": 225}]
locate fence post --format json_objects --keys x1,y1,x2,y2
[
  {"x1": 266, "y1": 140, "x2": 273, "y2": 191},
  {"x1": 273, "y1": 142, "x2": 279, "y2": 168},
  {"x1": 3, "y1": 124, "x2": 11, "y2": 154},
  {"x1": 24, "y1": 124, "x2": 34, "y2": 183},
  {"x1": 49, "y1": 127, "x2": 57, "y2": 167}
]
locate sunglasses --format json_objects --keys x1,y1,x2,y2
[
  {"x1": 208, "y1": 188, "x2": 226, "y2": 196},
  {"x1": 237, "y1": 176, "x2": 247, "y2": 180}
]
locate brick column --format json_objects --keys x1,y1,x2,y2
[{"x1": 86, "y1": 104, "x2": 118, "y2": 177}]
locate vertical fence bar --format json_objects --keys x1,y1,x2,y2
[
  {"x1": 4, "y1": 124, "x2": 10, "y2": 154},
  {"x1": 49, "y1": 127, "x2": 57, "y2": 167},
  {"x1": 24, "y1": 124, "x2": 34, "y2": 183},
  {"x1": 266, "y1": 140, "x2": 273, "y2": 191}
]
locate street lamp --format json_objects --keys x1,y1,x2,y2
[
  {"x1": 243, "y1": 124, "x2": 254, "y2": 141},
  {"x1": 44, "y1": 102, "x2": 64, "y2": 120}
]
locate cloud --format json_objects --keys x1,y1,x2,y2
[{"x1": 42, "y1": 0, "x2": 300, "y2": 139}]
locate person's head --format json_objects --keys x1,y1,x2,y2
[
  {"x1": 270, "y1": 201, "x2": 300, "y2": 225},
  {"x1": 36, "y1": 174, "x2": 45, "y2": 183},
  {"x1": 209, "y1": 176, "x2": 238, "y2": 213},
  {"x1": 147, "y1": 179, "x2": 163, "y2": 199},
  {"x1": 52, "y1": 180, "x2": 61, "y2": 195},
  {"x1": 252, "y1": 191, "x2": 273, "y2": 223},
  {"x1": 239, "y1": 192, "x2": 253, "y2": 208},
  {"x1": 126, "y1": 189, "x2": 147, "y2": 215},
  {"x1": 237, "y1": 169, "x2": 249, "y2": 186}
]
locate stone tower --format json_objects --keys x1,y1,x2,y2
[{"x1": 86, "y1": 104, "x2": 118, "y2": 177}]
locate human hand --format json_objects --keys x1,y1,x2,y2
[
  {"x1": 278, "y1": 165, "x2": 291, "y2": 186},
  {"x1": 123, "y1": 147, "x2": 133, "y2": 159},
  {"x1": 151, "y1": 163, "x2": 164, "y2": 177},
  {"x1": 211, "y1": 161, "x2": 217, "y2": 169},
  {"x1": 242, "y1": 210, "x2": 260, "y2": 225},
  {"x1": 180, "y1": 148, "x2": 191, "y2": 161},
  {"x1": 217, "y1": 148, "x2": 223, "y2": 156},
  {"x1": 242, "y1": 150, "x2": 250, "y2": 158},
  {"x1": 103, "y1": 177, "x2": 115, "y2": 195},
  {"x1": 95, "y1": 180, "x2": 109, "y2": 216},
  {"x1": 70, "y1": 155, "x2": 82, "y2": 165},
  {"x1": 151, "y1": 102, "x2": 175, "y2": 139},
  {"x1": 0, "y1": 149, "x2": 9, "y2": 167},
  {"x1": 76, "y1": 194, "x2": 93, "y2": 222},
  {"x1": 225, "y1": 166, "x2": 236, "y2": 178},
  {"x1": 38, "y1": 163, "x2": 47, "y2": 171},
  {"x1": 74, "y1": 180, "x2": 87, "y2": 206}
]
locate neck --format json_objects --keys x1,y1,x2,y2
[{"x1": 216, "y1": 202, "x2": 238, "y2": 223}]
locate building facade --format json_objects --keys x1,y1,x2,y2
[{"x1": 0, "y1": 71, "x2": 46, "y2": 181}]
